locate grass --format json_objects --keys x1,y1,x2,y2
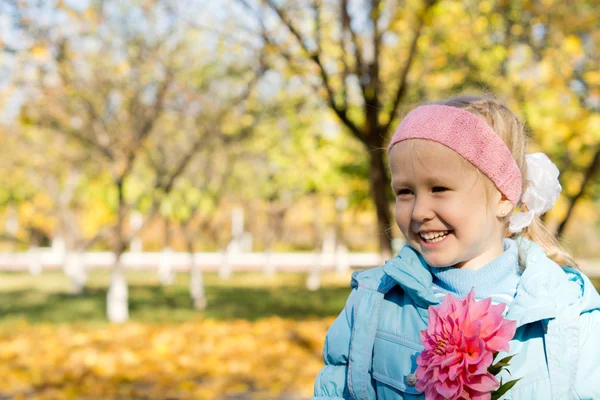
[
  {"x1": 1, "y1": 269, "x2": 598, "y2": 326},
  {"x1": 0, "y1": 269, "x2": 353, "y2": 325}
]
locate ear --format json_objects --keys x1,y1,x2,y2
[{"x1": 496, "y1": 194, "x2": 514, "y2": 218}]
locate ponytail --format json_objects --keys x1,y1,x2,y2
[{"x1": 509, "y1": 205, "x2": 578, "y2": 269}]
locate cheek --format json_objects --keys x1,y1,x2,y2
[
  {"x1": 437, "y1": 197, "x2": 466, "y2": 219},
  {"x1": 395, "y1": 200, "x2": 412, "y2": 228},
  {"x1": 446, "y1": 195, "x2": 494, "y2": 231},
  {"x1": 438, "y1": 197, "x2": 482, "y2": 229}
]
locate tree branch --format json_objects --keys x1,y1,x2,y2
[
  {"x1": 365, "y1": 0, "x2": 382, "y2": 136},
  {"x1": 0, "y1": 233, "x2": 28, "y2": 245},
  {"x1": 383, "y1": 0, "x2": 439, "y2": 134},
  {"x1": 119, "y1": 65, "x2": 175, "y2": 181},
  {"x1": 44, "y1": 115, "x2": 114, "y2": 161},
  {"x1": 265, "y1": 0, "x2": 362, "y2": 138},
  {"x1": 556, "y1": 147, "x2": 600, "y2": 238},
  {"x1": 341, "y1": 0, "x2": 364, "y2": 77}
]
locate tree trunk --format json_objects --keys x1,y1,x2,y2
[
  {"x1": 107, "y1": 252, "x2": 129, "y2": 323},
  {"x1": 58, "y1": 236, "x2": 87, "y2": 294},
  {"x1": 219, "y1": 248, "x2": 231, "y2": 280},
  {"x1": 187, "y1": 240, "x2": 207, "y2": 310},
  {"x1": 27, "y1": 245, "x2": 42, "y2": 276},
  {"x1": 556, "y1": 149, "x2": 600, "y2": 239},
  {"x1": 263, "y1": 202, "x2": 276, "y2": 276},
  {"x1": 108, "y1": 179, "x2": 129, "y2": 323},
  {"x1": 335, "y1": 242, "x2": 350, "y2": 275},
  {"x1": 158, "y1": 219, "x2": 174, "y2": 285},
  {"x1": 65, "y1": 248, "x2": 87, "y2": 294},
  {"x1": 369, "y1": 147, "x2": 393, "y2": 261},
  {"x1": 306, "y1": 194, "x2": 322, "y2": 291},
  {"x1": 158, "y1": 247, "x2": 175, "y2": 285}
]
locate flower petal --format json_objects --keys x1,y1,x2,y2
[
  {"x1": 437, "y1": 378, "x2": 461, "y2": 399},
  {"x1": 484, "y1": 320, "x2": 516, "y2": 352},
  {"x1": 469, "y1": 350, "x2": 493, "y2": 375},
  {"x1": 464, "y1": 372, "x2": 499, "y2": 392},
  {"x1": 468, "y1": 390, "x2": 492, "y2": 400},
  {"x1": 441, "y1": 351, "x2": 463, "y2": 368},
  {"x1": 464, "y1": 337, "x2": 485, "y2": 364},
  {"x1": 468, "y1": 296, "x2": 492, "y2": 321}
]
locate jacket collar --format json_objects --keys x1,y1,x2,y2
[
  {"x1": 506, "y1": 237, "x2": 599, "y2": 327},
  {"x1": 382, "y1": 237, "x2": 597, "y2": 327},
  {"x1": 382, "y1": 245, "x2": 440, "y2": 309}
]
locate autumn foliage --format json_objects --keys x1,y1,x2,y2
[{"x1": 0, "y1": 317, "x2": 332, "y2": 399}]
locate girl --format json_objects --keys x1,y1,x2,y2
[{"x1": 313, "y1": 96, "x2": 600, "y2": 399}]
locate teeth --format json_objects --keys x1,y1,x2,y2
[
  {"x1": 420, "y1": 231, "x2": 449, "y2": 240},
  {"x1": 424, "y1": 235, "x2": 446, "y2": 243}
]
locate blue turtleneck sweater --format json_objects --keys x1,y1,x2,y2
[{"x1": 430, "y1": 239, "x2": 521, "y2": 313}]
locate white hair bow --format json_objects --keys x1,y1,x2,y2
[{"x1": 508, "y1": 153, "x2": 562, "y2": 233}]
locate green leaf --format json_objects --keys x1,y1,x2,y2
[
  {"x1": 488, "y1": 362, "x2": 509, "y2": 376},
  {"x1": 491, "y1": 378, "x2": 522, "y2": 400},
  {"x1": 487, "y1": 354, "x2": 516, "y2": 376},
  {"x1": 495, "y1": 354, "x2": 517, "y2": 365}
]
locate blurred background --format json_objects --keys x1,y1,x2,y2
[{"x1": 0, "y1": 0, "x2": 598, "y2": 398}]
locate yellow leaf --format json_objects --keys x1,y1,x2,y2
[{"x1": 563, "y1": 35, "x2": 582, "y2": 55}]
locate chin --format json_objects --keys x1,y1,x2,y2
[
  {"x1": 428, "y1": 261, "x2": 454, "y2": 268},
  {"x1": 422, "y1": 255, "x2": 455, "y2": 268}
]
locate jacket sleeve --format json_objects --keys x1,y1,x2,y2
[
  {"x1": 313, "y1": 287, "x2": 360, "y2": 399},
  {"x1": 574, "y1": 309, "x2": 600, "y2": 399}
]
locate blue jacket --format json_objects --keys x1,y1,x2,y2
[{"x1": 313, "y1": 238, "x2": 600, "y2": 399}]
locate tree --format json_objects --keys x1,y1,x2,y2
[
  {"x1": 15, "y1": 0, "x2": 264, "y2": 321},
  {"x1": 237, "y1": 0, "x2": 599, "y2": 253},
  {"x1": 236, "y1": 0, "x2": 441, "y2": 257},
  {"x1": 450, "y1": 0, "x2": 600, "y2": 238},
  {"x1": 152, "y1": 85, "x2": 262, "y2": 307}
]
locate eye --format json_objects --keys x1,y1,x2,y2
[
  {"x1": 396, "y1": 189, "x2": 412, "y2": 196},
  {"x1": 432, "y1": 186, "x2": 448, "y2": 193}
]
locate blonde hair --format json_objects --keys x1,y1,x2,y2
[{"x1": 432, "y1": 95, "x2": 578, "y2": 269}]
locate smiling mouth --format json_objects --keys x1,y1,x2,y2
[{"x1": 419, "y1": 230, "x2": 451, "y2": 244}]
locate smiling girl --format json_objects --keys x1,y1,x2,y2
[{"x1": 313, "y1": 96, "x2": 600, "y2": 399}]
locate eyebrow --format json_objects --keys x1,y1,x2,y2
[
  {"x1": 390, "y1": 179, "x2": 409, "y2": 189},
  {"x1": 391, "y1": 177, "x2": 450, "y2": 189}
]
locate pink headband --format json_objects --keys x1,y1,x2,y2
[{"x1": 387, "y1": 104, "x2": 522, "y2": 205}]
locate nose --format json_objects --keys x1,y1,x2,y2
[{"x1": 411, "y1": 195, "x2": 435, "y2": 222}]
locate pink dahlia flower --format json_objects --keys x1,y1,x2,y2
[{"x1": 415, "y1": 288, "x2": 516, "y2": 400}]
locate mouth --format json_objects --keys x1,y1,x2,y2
[{"x1": 418, "y1": 230, "x2": 452, "y2": 245}]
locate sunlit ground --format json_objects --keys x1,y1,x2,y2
[
  {"x1": 0, "y1": 270, "x2": 353, "y2": 400},
  {"x1": 1, "y1": 270, "x2": 598, "y2": 399}
]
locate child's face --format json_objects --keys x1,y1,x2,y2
[{"x1": 389, "y1": 139, "x2": 509, "y2": 270}]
